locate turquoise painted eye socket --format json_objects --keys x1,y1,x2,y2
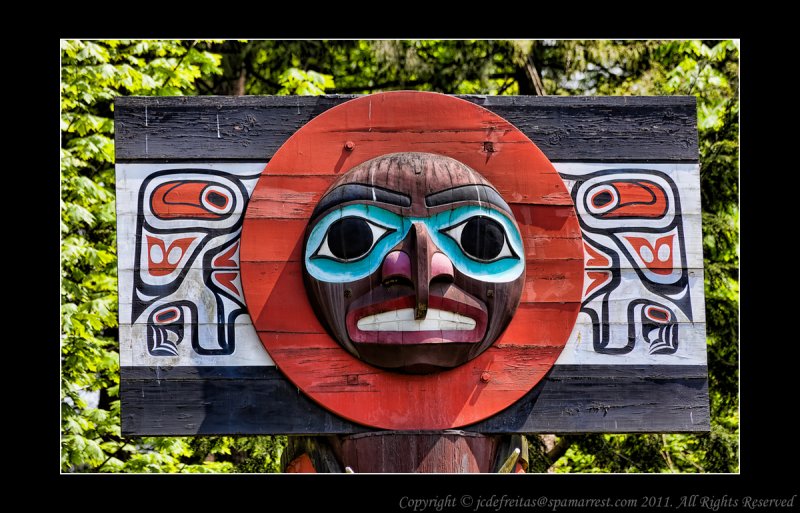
[
  {"x1": 428, "y1": 206, "x2": 525, "y2": 283},
  {"x1": 305, "y1": 204, "x2": 524, "y2": 284},
  {"x1": 305, "y1": 205, "x2": 409, "y2": 283},
  {"x1": 440, "y1": 216, "x2": 519, "y2": 263},
  {"x1": 312, "y1": 216, "x2": 395, "y2": 263}
]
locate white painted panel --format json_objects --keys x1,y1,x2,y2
[
  {"x1": 117, "y1": 162, "x2": 706, "y2": 368},
  {"x1": 120, "y1": 269, "x2": 250, "y2": 325},
  {"x1": 581, "y1": 267, "x2": 706, "y2": 323},
  {"x1": 120, "y1": 322, "x2": 273, "y2": 366},
  {"x1": 556, "y1": 318, "x2": 707, "y2": 365},
  {"x1": 554, "y1": 163, "x2": 702, "y2": 215},
  {"x1": 115, "y1": 162, "x2": 265, "y2": 215}
]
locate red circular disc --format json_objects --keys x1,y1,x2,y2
[{"x1": 240, "y1": 91, "x2": 584, "y2": 430}]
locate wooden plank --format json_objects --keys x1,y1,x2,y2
[
  {"x1": 499, "y1": 303, "x2": 590, "y2": 344},
  {"x1": 113, "y1": 164, "x2": 704, "y2": 215},
  {"x1": 214, "y1": 263, "x2": 705, "y2": 323},
  {"x1": 121, "y1": 366, "x2": 362, "y2": 435},
  {"x1": 117, "y1": 95, "x2": 705, "y2": 435},
  {"x1": 115, "y1": 96, "x2": 698, "y2": 162},
  {"x1": 471, "y1": 365, "x2": 709, "y2": 433},
  {"x1": 119, "y1": 322, "x2": 274, "y2": 367},
  {"x1": 120, "y1": 365, "x2": 708, "y2": 435},
  {"x1": 118, "y1": 319, "x2": 708, "y2": 369},
  {"x1": 521, "y1": 259, "x2": 584, "y2": 303}
]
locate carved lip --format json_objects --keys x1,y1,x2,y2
[{"x1": 346, "y1": 295, "x2": 488, "y2": 345}]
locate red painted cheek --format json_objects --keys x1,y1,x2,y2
[
  {"x1": 381, "y1": 250, "x2": 411, "y2": 280},
  {"x1": 431, "y1": 252, "x2": 454, "y2": 280}
]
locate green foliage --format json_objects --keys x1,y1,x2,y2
[
  {"x1": 553, "y1": 434, "x2": 704, "y2": 473},
  {"x1": 60, "y1": 39, "x2": 284, "y2": 473},
  {"x1": 278, "y1": 67, "x2": 335, "y2": 95},
  {"x1": 197, "y1": 40, "x2": 533, "y2": 96},
  {"x1": 62, "y1": 39, "x2": 738, "y2": 473},
  {"x1": 546, "y1": 40, "x2": 739, "y2": 474}
]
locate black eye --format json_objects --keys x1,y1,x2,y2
[
  {"x1": 592, "y1": 191, "x2": 613, "y2": 208},
  {"x1": 313, "y1": 216, "x2": 392, "y2": 262},
  {"x1": 328, "y1": 217, "x2": 372, "y2": 259},
  {"x1": 461, "y1": 217, "x2": 504, "y2": 260},
  {"x1": 206, "y1": 191, "x2": 227, "y2": 207},
  {"x1": 441, "y1": 216, "x2": 517, "y2": 262}
]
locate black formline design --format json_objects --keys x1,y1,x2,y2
[
  {"x1": 627, "y1": 299, "x2": 679, "y2": 355},
  {"x1": 133, "y1": 168, "x2": 260, "y2": 357},
  {"x1": 582, "y1": 178, "x2": 669, "y2": 221},
  {"x1": 560, "y1": 168, "x2": 694, "y2": 356},
  {"x1": 201, "y1": 236, "x2": 247, "y2": 355},
  {"x1": 150, "y1": 180, "x2": 238, "y2": 222},
  {"x1": 146, "y1": 300, "x2": 198, "y2": 356},
  {"x1": 133, "y1": 166, "x2": 697, "y2": 360},
  {"x1": 579, "y1": 234, "x2": 624, "y2": 354}
]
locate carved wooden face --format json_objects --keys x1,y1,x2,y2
[{"x1": 303, "y1": 152, "x2": 525, "y2": 373}]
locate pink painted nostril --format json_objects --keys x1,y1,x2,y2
[
  {"x1": 431, "y1": 252, "x2": 454, "y2": 279},
  {"x1": 382, "y1": 250, "x2": 412, "y2": 280}
]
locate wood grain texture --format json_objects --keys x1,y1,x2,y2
[
  {"x1": 333, "y1": 431, "x2": 501, "y2": 473},
  {"x1": 120, "y1": 365, "x2": 708, "y2": 435},
  {"x1": 469, "y1": 365, "x2": 709, "y2": 433},
  {"x1": 116, "y1": 95, "x2": 706, "y2": 435},
  {"x1": 115, "y1": 96, "x2": 698, "y2": 162},
  {"x1": 237, "y1": 92, "x2": 585, "y2": 430},
  {"x1": 121, "y1": 366, "x2": 359, "y2": 435}
]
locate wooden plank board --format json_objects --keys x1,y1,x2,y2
[
  {"x1": 115, "y1": 96, "x2": 698, "y2": 162},
  {"x1": 118, "y1": 322, "x2": 273, "y2": 367},
  {"x1": 115, "y1": 96, "x2": 706, "y2": 435},
  {"x1": 120, "y1": 366, "x2": 359, "y2": 435},
  {"x1": 118, "y1": 318, "x2": 707, "y2": 368},
  {"x1": 116, "y1": 242, "x2": 705, "y2": 280},
  {"x1": 120, "y1": 365, "x2": 708, "y2": 435},
  {"x1": 470, "y1": 365, "x2": 709, "y2": 433}
]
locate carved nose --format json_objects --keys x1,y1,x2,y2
[
  {"x1": 380, "y1": 223, "x2": 454, "y2": 320},
  {"x1": 381, "y1": 250, "x2": 412, "y2": 281}
]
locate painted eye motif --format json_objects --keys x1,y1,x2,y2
[
  {"x1": 312, "y1": 216, "x2": 394, "y2": 262},
  {"x1": 441, "y1": 216, "x2": 518, "y2": 262},
  {"x1": 201, "y1": 185, "x2": 232, "y2": 214}
]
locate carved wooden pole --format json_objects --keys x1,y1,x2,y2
[{"x1": 284, "y1": 432, "x2": 529, "y2": 473}]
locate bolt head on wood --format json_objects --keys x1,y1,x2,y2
[
  {"x1": 344, "y1": 141, "x2": 355, "y2": 151},
  {"x1": 481, "y1": 372, "x2": 491, "y2": 383}
]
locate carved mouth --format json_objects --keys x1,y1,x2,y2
[
  {"x1": 346, "y1": 295, "x2": 487, "y2": 345},
  {"x1": 356, "y1": 308, "x2": 477, "y2": 332}
]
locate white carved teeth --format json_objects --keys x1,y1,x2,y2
[{"x1": 356, "y1": 308, "x2": 476, "y2": 332}]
